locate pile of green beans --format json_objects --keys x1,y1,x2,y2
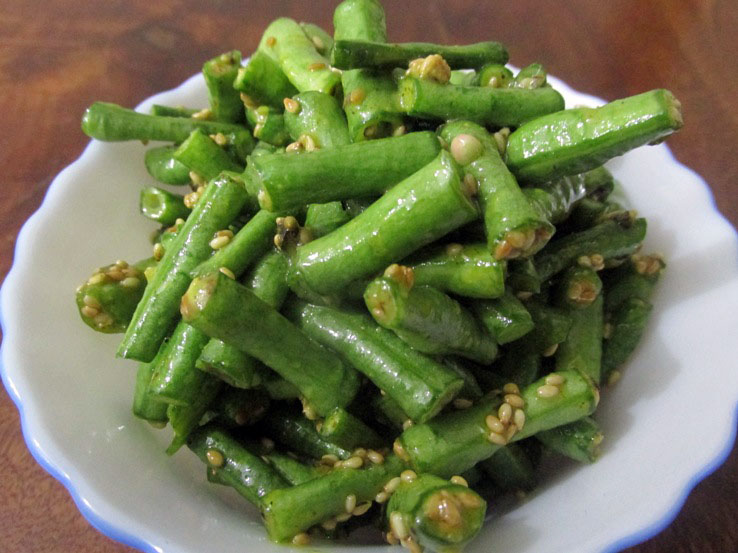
[{"x1": 76, "y1": 0, "x2": 678, "y2": 550}]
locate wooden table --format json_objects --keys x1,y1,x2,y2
[{"x1": 1, "y1": 1, "x2": 736, "y2": 551}]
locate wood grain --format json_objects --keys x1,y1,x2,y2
[{"x1": 0, "y1": 1, "x2": 736, "y2": 552}]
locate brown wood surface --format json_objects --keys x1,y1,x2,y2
[{"x1": 1, "y1": 1, "x2": 736, "y2": 551}]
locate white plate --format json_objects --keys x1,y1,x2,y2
[{"x1": 2, "y1": 72, "x2": 737, "y2": 553}]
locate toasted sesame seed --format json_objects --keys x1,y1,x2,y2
[
  {"x1": 453, "y1": 398, "x2": 473, "y2": 409},
  {"x1": 291, "y1": 532, "x2": 310, "y2": 546},
  {"x1": 503, "y1": 383, "x2": 520, "y2": 395},
  {"x1": 505, "y1": 393, "x2": 525, "y2": 409},
  {"x1": 209, "y1": 235, "x2": 231, "y2": 250},
  {"x1": 542, "y1": 343, "x2": 559, "y2": 357},
  {"x1": 390, "y1": 511, "x2": 409, "y2": 541},
  {"x1": 401, "y1": 470, "x2": 417, "y2": 483},
  {"x1": 450, "y1": 475, "x2": 468, "y2": 487},
  {"x1": 537, "y1": 384, "x2": 560, "y2": 398},
  {"x1": 485, "y1": 414, "x2": 505, "y2": 434},
  {"x1": 393, "y1": 439, "x2": 410, "y2": 462},
  {"x1": 120, "y1": 277, "x2": 141, "y2": 288},
  {"x1": 321, "y1": 518, "x2": 337, "y2": 530},
  {"x1": 81, "y1": 305, "x2": 99, "y2": 318},
  {"x1": 240, "y1": 93, "x2": 258, "y2": 109},
  {"x1": 498, "y1": 403, "x2": 512, "y2": 424},
  {"x1": 308, "y1": 62, "x2": 327, "y2": 71},
  {"x1": 375, "y1": 491, "x2": 390, "y2": 503},
  {"x1": 83, "y1": 295, "x2": 101, "y2": 309},
  {"x1": 384, "y1": 476, "x2": 402, "y2": 494},
  {"x1": 266, "y1": 36, "x2": 276, "y2": 47},
  {"x1": 514, "y1": 408, "x2": 526, "y2": 430},
  {"x1": 494, "y1": 239, "x2": 513, "y2": 260},
  {"x1": 206, "y1": 449, "x2": 224, "y2": 467},
  {"x1": 345, "y1": 494, "x2": 357, "y2": 514},
  {"x1": 386, "y1": 531, "x2": 399, "y2": 545},
  {"x1": 283, "y1": 97, "x2": 301, "y2": 114},
  {"x1": 343, "y1": 456, "x2": 364, "y2": 469},
  {"x1": 353, "y1": 501, "x2": 372, "y2": 516},
  {"x1": 545, "y1": 373, "x2": 565, "y2": 386},
  {"x1": 367, "y1": 449, "x2": 384, "y2": 464}
]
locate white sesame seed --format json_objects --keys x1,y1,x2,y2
[
  {"x1": 191, "y1": 108, "x2": 213, "y2": 120},
  {"x1": 393, "y1": 124, "x2": 407, "y2": 136},
  {"x1": 367, "y1": 450, "x2": 384, "y2": 464},
  {"x1": 291, "y1": 532, "x2": 310, "y2": 546},
  {"x1": 375, "y1": 491, "x2": 390, "y2": 503},
  {"x1": 485, "y1": 414, "x2": 505, "y2": 434},
  {"x1": 302, "y1": 402, "x2": 318, "y2": 421},
  {"x1": 321, "y1": 454, "x2": 338, "y2": 465},
  {"x1": 504, "y1": 394, "x2": 525, "y2": 409},
  {"x1": 514, "y1": 408, "x2": 526, "y2": 430},
  {"x1": 386, "y1": 531, "x2": 399, "y2": 545},
  {"x1": 81, "y1": 305, "x2": 99, "y2": 318},
  {"x1": 402, "y1": 536, "x2": 423, "y2": 553},
  {"x1": 498, "y1": 403, "x2": 513, "y2": 424},
  {"x1": 209, "y1": 235, "x2": 231, "y2": 250},
  {"x1": 542, "y1": 343, "x2": 559, "y2": 357},
  {"x1": 516, "y1": 291, "x2": 533, "y2": 300},
  {"x1": 210, "y1": 132, "x2": 228, "y2": 146},
  {"x1": 106, "y1": 269, "x2": 125, "y2": 281},
  {"x1": 503, "y1": 383, "x2": 520, "y2": 395},
  {"x1": 450, "y1": 475, "x2": 468, "y2": 487},
  {"x1": 393, "y1": 440, "x2": 410, "y2": 462},
  {"x1": 402, "y1": 419, "x2": 414, "y2": 430},
  {"x1": 384, "y1": 476, "x2": 402, "y2": 494},
  {"x1": 219, "y1": 267, "x2": 235, "y2": 279},
  {"x1": 83, "y1": 295, "x2": 101, "y2": 309},
  {"x1": 321, "y1": 518, "x2": 337, "y2": 530},
  {"x1": 505, "y1": 422, "x2": 518, "y2": 441},
  {"x1": 283, "y1": 97, "x2": 301, "y2": 114},
  {"x1": 343, "y1": 456, "x2": 363, "y2": 469},
  {"x1": 537, "y1": 384, "x2": 560, "y2": 398},
  {"x1": 311, "y1": 36, "x2": 324, "y2": 50},
  {"x1": 206, "y1": 449, "x2": 224, "y2": 467},
  {"x1": 607, "y1": 370, "x2": 622, "y2": 387},
  {"x1": 94, "y1": 313, "x2": 114, "y2": 328},
  {"x1": 453, "y1": 398, "x2": 473, "y2": 409},
  {"x1": 400, "y1": 470, "x2": 417, "y2": 483},
  {"x1": 286, "y1": 141, "x2": 303, "y2": 153},
  {"x1": 87, "y1": 273, "x2": 106, "y2": 285},
  {"x1": 545, "y1": 373, "x2": 565, "y2": 386},
  {"x1": 345, "y1": 494, "x2": 357, "y2": 514},
  {"x1": 390, "y1": 511, "x2": 409, "y2": 541},
  {"x1": 352, "y1": 448, "x2": 367, "y2": 459},
  {"x1": 335, "y1": 511, "x2": 352, "y2": 523},
  {"x1": 353, "y1": 501, "x2": 372, "y2": 516},
  {"x1": 120, "y1": 277, "x2": 141, "y2": 288}
]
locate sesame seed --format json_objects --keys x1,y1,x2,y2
[
  {"x1": 516, "y1": 291, "x2": 533, "y2": 300},
  {"x1": 401, "y1": 470, "x2": 417, "y2": 483},
  {"x1": 283, "y1": 97, "x2": 301, "y2": 114},
  {"x1": 367, "y1": 450, "x2": 384, "y2": 464},
  {"x1": 285, "y1": 141, "x2": 303, "y2": 153},
  {"x1": 386, "y1": 531, "x2": 399, "y2": 545},
  {"x1": 498, "y1": 403, "x2": 512, "y2": 424},
  {"x1": 191, "y1": 108, "x2": 212, "y2": 120},
  {"x1": 505, "y1": 423, "x2": 518, "y2": 441},
  {"x1": 345, "y1": 494, "x2": 357, "y2": 514},
  {"x1": 315, "y1": 420, "x2": 323, "y2": 432},
  {"x1": 120, "y1": 277, "x2": 141, "y2": 288},
  {"x1": 514, "y1": 408, "x2": 526, "y2": 430},
  {"x1": 352, "y1": 448, "x2": 367, "y2": 459},
  {"x1": 219, "y1": 267, "x2": 235, "y2": 279},
  {"x1": 343, "y1": 456, "x2": 363, "y2": 469},
  {"x1": 83, "y1": 295, "x2": 101, "y2": 309},
  {"x1": 266, "y1": 36, "x2": 276, "y2": 47},
  {"x1": 402, "y1": 536, "x2": 423, "y2": 553},
  {"x1": 206, "y1": 449, "x2": 224, "y2": 467},
  {"x1": 485, "y1": 414, "x2": 505, "y2": 434},
  {"x1": 106, "y1": 269, "x2": 125, "y2": 281},
  {"x1": 453, "y1": 398, "x2": 473, "y2": 409},
  {"x1": 321, "y1": 454, "x2": 338, "y2": 465},
  {"x1": 402, "y1": 419, "x2": 414, "y2": 430},
  {"x1": 445, "y1": 243, "x2": 464, "y2": 256},
  {"x1": 384, "y1": 476, "x2": 402, "y2": 494},
  {"x1": 542, "y1": 343, "x2": 559, "y2": 357},
  {"x1": 545, "y1": 373, "x2": 565, "y2": 386},
  {"x1": 607, "y1": 370, "x2": 622, "y2": 386},
  {"x1": 393, "y1": 125, "x2": 407, "y2": 136},
  {"x1": 81, "y1": 305, "x2": 99, "y2": 318},
  {"x1": 335, "y1": 511, "x2": 352, "y2": 523},
  {"x1": 450, "y1": 475, "x2": 468, "y2": 487},
  {"x1": 321, "y1": 518, "x2": 337, "y2": 530},
  {"x1": 210, "y1": 132, "x2": 228, "y2": 146},
  {"x1": 302, "y1": 401, "x2": 318, "y2": 421},
  {"x1": 311, "y1": 35, "x2": 324, "y2": 50},
  {"x1": 308, "y1": 62, "x2": 326, "y2": 71},
  {"x1": 463, "y1": 173, "x2": 479, "y2": 197},
  {"x1": 488, "y1": 431, "x2": 507, "y2": 445},
  {"x1": 209, "y1": 235, "x2": 231, "y2": 250},
  {"x1": 240, "y1": 93, "x2": 257, "y2": 109},
  {"x1": 353, "y1": 501, "x2": 372, "y2": 516},
  {"x1": 363, "y1": 124, "x2": 378, "y2": 138},
  {"x1": 390, "y1": 511, "x2": 409, "y2": 541},
  {"x1": 393, "y1": 439, "x2": 410, "y2": 462},
  {"x1": 94, "y1": 312, "x2": 114, "y2": 328},
  {"x1": 503, "y1": 383, "x2": 520, "y2": 395},
  {"x1": 375, "y1": 491, "x2": 390, "y2": 503},
  {"x1": 291, "y1": 532, "x2": 310, "y2": 546},
  {"x1": 504, "y1": 393, "x2": 525, "y2": 409},
  {"x1": 494, "y1": 239, "x2": 513, "y2": 260},
  {"x1": 537, "y1": 384, "x2": 560, "y2": 398},
  {"x1": 115, "y1": 260, "x2": 128, "y2": 268},
  {"x1": 300, "y1": 134, "x2": 318, "y2": 152}
]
